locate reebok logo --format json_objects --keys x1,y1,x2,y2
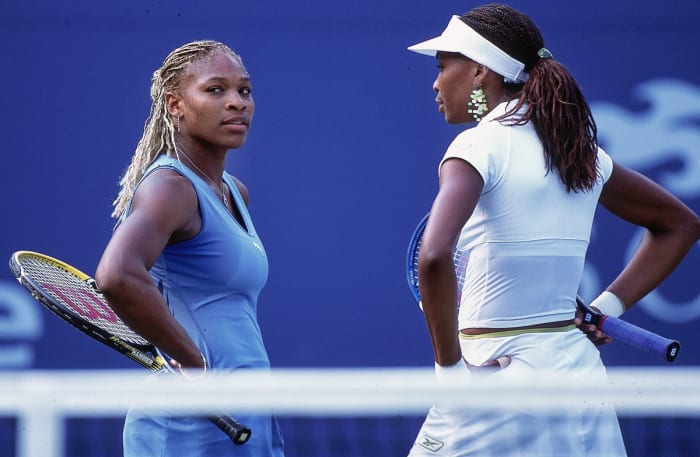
[{"x1": 417, "y1": 434, "x2": 444, "y2": 452}]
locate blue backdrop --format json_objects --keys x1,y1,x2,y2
[
  {"x1": 2, "y1": 2, "x2": 699, "y2": 456},
  {"x1": 1, "y1": 0, "x2": 698, "y2": 372}
]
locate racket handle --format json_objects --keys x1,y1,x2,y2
[
  {"x1": 208, "y1": 415, "x2": 252, "y2": 445},
  {"x1": 600, "y1": 315, "x2": 680, "y2": 363}
]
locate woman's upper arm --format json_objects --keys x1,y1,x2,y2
[
  {"x1": 423, "y1": 158, "x2": 485, "y2": 255},
  {"x1": 600, "y1": 162, "x2": 698, "y2": 232},
  {"x1": 96, "y1": 170, "x2": 199, "y2": 286}
]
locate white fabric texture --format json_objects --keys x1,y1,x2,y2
[
  {"x1": 408, "y1": 329, "x2": 627, "y2": 457},
  {"x1": 590, "y1": 291, "x2": 625, "y2": 317},
  {"x1": 439, "y1": 102, "x2": 613, "y2": 329}
]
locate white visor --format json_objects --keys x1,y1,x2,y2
[{"x1": 408, "y1": 15, "x2": 529, "y2": 84}]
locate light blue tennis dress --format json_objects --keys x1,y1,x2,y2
[{"x1": 122, "y1": 154, "x2": 284, "y2": 456}]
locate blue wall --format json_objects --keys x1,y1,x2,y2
[{"x1": 1, "y1": 0, "x2": 699, "y2": 373}]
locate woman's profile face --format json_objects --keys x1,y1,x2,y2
[
  {"x1": 433, "y1": 52, "x2": 478, "y2": 124},
  {"x1": 178, "y1": 51, "x2": 255, "y2": 150}
]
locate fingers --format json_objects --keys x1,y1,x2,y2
[
  {"x1": 466, "y1": 355, "x2": 512, "y2": 372},
  {"x1": 494, "y1": 355, "x2": 511, "y2": 369},
  {"x1": 580, "y1": 324, "x2": 612, "y2": 346},
  {"x1": 168, "y1": 357, "x2": 207, "y2": 379},
  {"x1": 478, "y1": 356, "x2": 511, "y2": 369},
  {"x1": 576, "y1": 310, "x2": 613, "y2": 346}
]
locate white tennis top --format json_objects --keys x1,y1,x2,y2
[{"x1": 440, "y1": 101, "x2": 613, "y2": 329}]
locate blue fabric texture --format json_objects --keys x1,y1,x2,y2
[{"x1": 123, "y1": 154, "x2": 284, "y2": 456}]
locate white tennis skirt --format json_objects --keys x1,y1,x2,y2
[{"x1": 407, "y1": 327, "x2": 627, "y2": 457}]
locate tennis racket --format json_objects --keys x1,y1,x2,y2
[
  {"x1": 9, "y1": 250, "x2": 252, "y2": 445},
  {"x1": 406, "y1": 213, "x2": 681, "y2": 363}
]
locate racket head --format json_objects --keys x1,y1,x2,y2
[
  {"x1": 9, "y1": 250, "x2": 164, "y2": 371},
  {"x1": 406, "y1": 213, "x2": 468, "y2": 309},
  {"x1": 406, "y1": 213, "x2": 429, "y2": 304}
]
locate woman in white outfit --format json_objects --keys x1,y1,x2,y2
[{"x1": 406, "y1": 3, "x2": 700, "y2": 456}]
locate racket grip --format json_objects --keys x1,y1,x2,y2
[
  {"x1": 208, "y1": 415, "x2": 251, "y2": 445},
  {"x1": 600, "y1": 315, "x2": 681, "y2": 363}
]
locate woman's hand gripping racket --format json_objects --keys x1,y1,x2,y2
[
  {"x1": 405, "y1": 214, "x2": 681, "y2": 363},
  {"x1": 576, "y1": 296, "x2": 679, "y2": 362},
  {"x1": 9, "y1": 250, "x2": 252, "y2": 445}
]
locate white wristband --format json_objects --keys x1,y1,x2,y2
[
  {"x1": 589, "y1": 291, "x2": 625, "y2": 318},
  {"x1": 434, "y1": 360, "x2": 471, "y2": 383}
]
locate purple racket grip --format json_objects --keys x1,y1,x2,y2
[{"x1": 599, "y1": 314, "x2": 680, "y2": 363}]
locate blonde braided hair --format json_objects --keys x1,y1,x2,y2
[{"x1": 111, "y1": 40, "x2": 246, "y2": 218}]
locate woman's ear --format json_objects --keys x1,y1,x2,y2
[
  {"x1": 165, "y1": 92, "x2": 181, "y2": 117},
  {"x1": 473, "y1": 63, "x2": 490, "y2": 86}
]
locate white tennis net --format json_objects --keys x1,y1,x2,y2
[{"x1": 1, "y1": 367, "x2": 699, "y2": 457}]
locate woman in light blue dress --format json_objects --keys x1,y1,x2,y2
[{"x1": 96, "y1": 40, "x2": 284, "y2": 457}]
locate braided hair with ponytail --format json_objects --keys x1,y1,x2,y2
[
  {"x1": 461, "y1": 4, "x2": 599, "y2": 193},
  {"x1": 111, "y1": 40, "x2": 246, "y2": 219}
]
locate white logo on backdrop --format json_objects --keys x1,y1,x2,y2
[
  {"x1": 0, "y1": 281, "x2": 43, "y2": 367},
  {"x1": 586, "y1": 79, "x2": 700, "y2": 322}
]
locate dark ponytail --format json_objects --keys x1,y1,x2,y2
[
  {"x1": 511, "y1": 59, "x2": 599, "y2": 192},
  {"x1": 462, "y1": 4, "x2": 599, "y2": 193}
]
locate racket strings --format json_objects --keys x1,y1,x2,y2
[
  {"x1": 453, "y1": 250, "x2": 467, "y2": 303},
  {"x1": 409, "y1": 232, "x2": 468, "y2": 304},
  {"x1": 19, "y1": 256, "x2": 149, "y2": 346}
]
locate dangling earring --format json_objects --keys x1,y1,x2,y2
[
  {"x1": 177, "y1": 113, "x2": 181, "y2": 133},
  {"x1": 467, "y1": 83, "x2": 488, "y2": 122}
]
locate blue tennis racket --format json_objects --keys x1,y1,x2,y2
[{"x1": 406, "y1": 213, "x2": 680, "y2": 363}]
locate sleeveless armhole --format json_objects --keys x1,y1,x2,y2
[
  {"x1": 116, "y1": 161, "x2": 201, "y2": 241},
  {"x1": 222, "y1": 172, "x2": 256, "y2": 236}
]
